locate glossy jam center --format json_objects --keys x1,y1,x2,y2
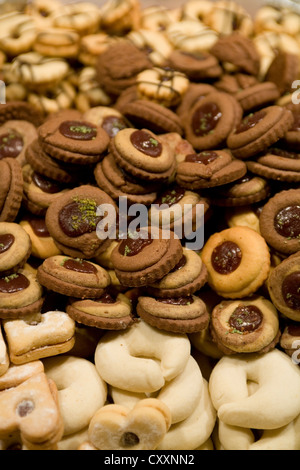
[
  {"x1": 159, "y1": 296, "x2": 194, "y2": 305},
  {"x1": 155, "y1": 187, "x2": 185, "y2": 207},
  {"x1": 0, "y1": 273, "x2": 30, "y2": 293},
  {"x1": 32, "y1": 172, "x2": 64, "y2": 194},
  {"x1": 102, "y1": 115, "x2": 127, "y2": 138},
  {"x1": 235, "y1": 110, "x2": 266, "y2": 134},
  {"x1": 282, "y1": 271, "x2": 300, "y2": 311},
  {"x1": 0, "y1": 233, "x2": 14, "y2": 253},
  {"x1": 63, "y1": 259, "x2": 97, "y2": 274},
  {"x1": 59, "y1": 200, "x2": 101, "y2": 238},
  {"x1": 118, "y1": 237, "x2": 153, "y2": 257},
  {"x1": 59, "y1": 121, "x2": 97, "y2": 140},
  {"x1": 274, "y1": 206, "x2": 300, "y2": 239},
  {"x1": 185, "y1": 151, "x2": 219, "y2": 165},
  {"x1": 192, "y1": 102, "x2": 222, "y2": 137},
  {"x1": 130, "y1": 130, "x2": 162, "y2": 157},
  {"x1": 0, "y1": 132, "x2": 23, "y2": 159},
  {"x1": 211, "y1": 241, "x2": 242, "y2": 274},
  {"x1": 229, "y1": 305, "x2": 263, "y2": 333}
]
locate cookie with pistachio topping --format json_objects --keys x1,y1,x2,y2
[
  {"x1": 37, "y1": 255, "x2": 111, "y2": 299},
  {"x1": 45, "y1": 185, "x2": 117, "y2": 259}
]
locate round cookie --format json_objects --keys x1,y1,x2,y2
[
  {"x1": 176, "y1": 149, "x2": 247, "y2": 190},
  {"x1": 227, "y1": 106, "x2": 294, "y2": 160},
  {"x1": 45, "y1": 185, "x2": 118, "y2": 259},
  {"x1": 259, "y1": 189, "x2": 300, "y2": 256},
  {"x1": 210, "y1": 296, "x2": 280, "y2": 355},
  {"x1": 0, "y1": 102, "x2": 44, "y2": 128},
  {"x1": 0, "y1": 158, "x2": 24, "y2": 223},
  {"x1": 67, "y1": 291, "x2": 135, "y2": 330},
  {"x1": 136, "y1": 294, "x2": 209, "y2": 334},
  {"x1": 166, "y1": 20, "x2": 219, "y2": 53},
  {"x1": 267, "y1": 252, "x2": 300, "y2": 322},
  {"x1": 33, "y1": 28, "x2": 81, "y2": 59},
  {"x1": 127, "y1": 29, "x2": 173, "y2": 67},
  {"x1": 0, "y1": 120, "x2": 38, "y2": 167},
  {"x1": 100, "y1": 0, "x2": 141, "y2": 36},
  {"x1": 52, "y1": 2, "x2": 101, "y2": 36},
  {"x1": 19, "y1": 216, "x2": 62, "y2": 260},
  {"x1": 110, "y1": 227, "x2": 183, "y2": 287},
  {"x1": 0, "y1": 222, "x2": 31, "y2": 276},
  {"x1": 176, "y1": 83, "x2": 216, "y2": 121},
  {"x1": 206, "y1": 0, "x2": 254, "y2": 36},
  {"x1": 265, "y1": 51, "x2": 300, "y2": 95},
  {"x1": 280, "y1": 323, "x2": 300, "y2": 362},
  {"x1": 37, "y1": 255, "x2": 111, "y2": 299},
  {"x1": 201, "y1": 226, "x2": 271, "y2": 299},
  {"x1": 167, "y1": 50, "x2": 222, "y2": 81},
  {"x1": 83, "y1": 106, "x2": 129, "y2": 139}
]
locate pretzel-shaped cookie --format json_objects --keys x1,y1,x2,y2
[{"x1": 95, "y1": 320, "x2": 191, "y2": 393}]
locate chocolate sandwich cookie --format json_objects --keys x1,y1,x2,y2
[
  {"x1": 227, "y1": 105, "x2": 294, "y2": 160},
  {"x1": 38, "y1": 115, "x2": 110, "y2": 166},
  {"x1": 118, "y1": 100, "x2": 184, "y2": 136},
  {"x1": 176, "y1": 83, "x2": 216, "y2": 121},
  {"x1": 67, "y1": 291, "x2": 135, "y2": 330},
  {"x1": 215, "y1": 73, "x2": 259, "y2": 95},
  {"x1": 109, "y1": 128, "x2": 176, "y2": 182},
  {"x1": 0, "y1": 120, "x2": 38, "y2": 167},
  {"x1": 246, "y1": 146, "x2": 300, "y2": 183},
  {"x1": 183, "y1": 91, "x2": 243, "y2": 151},
  {"x1": 20, "y1": 216, "x2": 61, "y2": 260},
  {"x1": 0, "y1": 222, "x2": 32, "y2": 276},
  {"x1": 259, "y1": 189, "x2": 300, "y2": 256},
  {"x1": 45, "y1": 185, "x2": 117, "y2": 259},
  {"x1": 201, "y1": 226, "x2": 271, "y2": 299},
  {"x1": 37, "y1": 255, "x2": 111, "y2": 299},
  {"x1": 0, "y1": 269, "x2": 44, "y2": 319},
  {"x1": 145, "y1": 247, "x2": 208, "y2": 298},
  {"x1": 148, "y1": 185, "x2": 210, "y2": 237},
  {"x1": 265, "y1": 51, "x2": 300, "y2": 95},
  {"x1": 210, "y1": 32, "x2": 260, "y2": 76},
  {"x1": 167, "y1": 50, "x2": 222, "y2": 80},
  {"x1": 282, "y1": 105, "x2": 300, "y2": 151},
  {"x1": 210, "y1": 296, "x2": 280, "y2": 355},
  {"x1": 234, "y1": 82, "x2": 280, "y2": 113},
  {"x1": 110, "y1": 227, "x2": 183, "y2": 287},
  {"x1": 96, "y1": 41, "x2": 153, "y2": 97},
  {"x1": 0, "y1": 158, "x2": 24, "y2": 223},
  {"x1": 280, "y1": 323, "x2": 300, "y2": 359},
  {"x1": 267, "y1": 252, "x2": 300, "y2": 321},
  {"x1": 207, "y1": 173, "x2": 271, "y2": 207},
  {"x1": 94, "y1": 153, "x2": 158, "y2": 206},
  {"x1": 176, "y1": 149, "x2": 247, "y2": 190},
  {"x1": 0, "y1": 102, "x2": 44, "y2": 127},
  {"x1": 136, "y1": 293, "x2": 210, "y2": 334},
  {"x1": 22, "y1": 164, "x2": 71, "y2": 216},
  {"x1": 83, "y1": 106, "x2": 129, "y2": 139}
]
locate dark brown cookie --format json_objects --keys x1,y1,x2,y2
[
  {"x1": 0, "y1": 158, "x2": 24, "y2": 223},
  {"x1": 167, "y1": 50, "x2": 222, "y2": 80},
  {"x1": 234, "y1": 82, "x2": 280, "y2": 113},
  {"x1": 259, "y1": 189, "x2": 300, "y2": 256},
  {"x1": 246, "y1": 146, "x2": 300, "y2": 183},
  {"x1": 0, "y1": 102, "x2": 44, "y2": 127},
  {"x1": 183, "y1": 91, "x2": 243, "y2": 151},
  {"x1": 280, "y1": 323, "x2": 300, "y2": 358},
  {"x1": 227, "y1": 106, "x2": 294, "y2": 159},
  {"x1": 176, "y1": 149, "x2": 247, "y2": 190},
  {"x1": 265, "y1": 51, "x2": 300, "y2": 95},
  {"x1": 0, "y1": 120, "x2": 38, "y2": 167},
  {"x1": 176, "y1": 83, "x2": 216, "y2": 121}
]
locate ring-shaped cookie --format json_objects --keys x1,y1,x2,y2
[
  {"x1": 94, "y1": 320, "x2": 191, "y2": 393},
  {"x1": 43, "y1": 355, "x2": 107, "y2": 437},
  {"x1": 209, "y1": 348, "x2": 300, "y2": 430},
  {"x1": 0, "y1": 222, "x2": 31, "y2": 276},
  {"x1": 201, "y1": 226, "x2": 271, "y2": 298}
]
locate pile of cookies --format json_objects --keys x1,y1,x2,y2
[{"x1": 0, "y1": 0, "x2": 300, "y2": 451}]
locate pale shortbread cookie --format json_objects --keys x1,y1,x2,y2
[
  {"x1": 95, "y1": 320, "x2": 191, "y2": 393},
  {"x1": 127, "y1": 29, "x2": 173, "y2": 66},
  {"x1": 166, "y1": 20, "x2": 219, "y2": 53},
  {"x1": 3, "y1": 310, "x2": 75, "y2": 365},
  {"x1": 0, "y1": 11, "x2": 37, "y2": 56},
  {"x1": 43, "y1": 355, "x2": 107, "y2": 437},
  {"x1": 52, "y1": 2, "x2": 101, "y2": 36},
  {"x1": 209, "y1": 348, "x2": 300, "y2": 431},
  {"x1": 0, "y1": 222, "x2": 31, "y2": 275},
  {"x1": 0, "y1": 321, "x2": 9, "y2": 377}
]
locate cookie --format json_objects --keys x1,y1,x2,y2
[
  {"x1": 183, "y1": 91, "x2": 243, "y2": 151},
  {"x1": 100, "y1": 0, "x2": 141, "y2": 36},
  {"x1": 118, "y1": 100, "x2": 184, "y2": 136},
  {"x1": 145, "y1": 247, "x2": 208, "y2": 298},
  {"x1": 141, "y1": 4, "x2": 180, "y2": 31},
  {"x1": 166, "y1": 20, "x2": 219, "y2": 53},
  {"x1": 0, "y1": 320, "x2": 9, "y2": 377},
  {"x1": 83, "y1": 106, "x2": 129, "y2": 139},
  {"x1": 33, "y1": 28, "x2": 81, "y2": 59},
  {"x1": 267, "y1": 251, "x2": 300, "y2": 322},
  {"x1": 94, "y1": 153, "x2": 158, "y2": 206},
  {"x1": 0, "y1": 102, "x2": 43, "y2": 128},
  {"x1": 110, "y1": 227, "x2": 183, "y2": 287},
  {"x1": 0, "y1": 268, "x2": 44, "y2": 319},
  {"x1": 2, "y1": 310, "x2": 75, "y2": 365},
  {"x1": 280, "y1": 323, "x2": 300, "y2": 360},
  {"x1": 52, "y1": 2, "x2": 101, "y2": 36},
  {"x1": 78, "y1": 33, "x2": 120, "y2": 67},
  {"x1": 176, "y1": 83, "x2": 216, "y2": 121},
  {"x1": 167, "y1": 50, "x2": 222, "y2": 81},
  {"x1": 136, "y1": 66, "x2": 190, "y2": 108},
  {"x1": 45, "y1": 185, "x2": 117, "y2": 259},
  {"x1": 0, "y1": 222, "x2": 32, "y2": 276},
  {"x1": 227, "y1": 106, "x2": 294, "y2": 160},
  {"x1": 109, "y1": 128, "x2": 176, "y2": 183},
  {"x1": 214, "y1": 73, "x2": 259, "y2": 95},
  {"x1": 246, "y1": 147, "x2": 300, "y2": 183},
  {"x1": 0, "y1": 158, "x2": 24, "y2": 223},
  {"x1": 201, "y1": 226, "x2": 271, "y2": 299},
  {"x1": 19, "y1": 216, "x2": 62, "y2": 260},
  {"x1": 28, "y1": 81, "x2": 76, "y2": 116},
  {"x1": 96, "y1": 41, "x2": 152, "y2": 97},
  {"x1": 282, "y1": 104, "x2": 300, "y2": 151},
  {"x1": 37, "y1": 255, "x2": 111, "y2": 299},
  {"x1": 137, "y1": 294, "x2": 209, "y2": 334},
  {"x1": 207, "y1": 173, "x2": 271, "y2": 207},
  {"x1": 0, "y1": 120, "x2": 38, "y2": 167},
  {"x1": 265, "y1": 51, "x2": 300, "y2": 95},
  {"x1": 0, "y1": 11, "x2": 37, "y2": 56},
  {"x1": 127, "y1": 29, "x2": 173, "y2": 67},
  {"x1": 210, "y1": 32, "x2": 260, "y2": 76},
  {"x1": 38, "y1": 115, "x2": 110, "y2": 166},
  {"x1": 234, "y1": 82, "x2": 280, "y2": 113},
  {"x1": 176, "y1": 149, "x2": 247, "y2": 190},
  {"x1": 67, "y1": 291, "x2": 135, "y2": 330},
  {"x1": 206, "y1": 0, "x2": 253, "y2": 36},
  {"x1": 259, "y1": 189, "x2": 300, "y2": 256},
  {"x1": 210, "y1": 295, "x2": 280, "y2": 355}
]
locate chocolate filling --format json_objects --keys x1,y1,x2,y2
[
  {"x1": 282, "y1": 271, "x2": 300, "y2": 310},
  {"x1": 59, "y1": 199, "x2": 101, "y2": 238},
  {"x1": 191, "y1": 102, "x2": 222, "y2": 137},
  {"x1": 159, "y1": 296, "x2": 194, "y2": 305},
  {"x1": 102, "y1": 115, "x2": 127, "y2": 138},
  {"x1": 0, "y1": 273, "x2": 30, "y2": 293},
  {"x1": 32, "y1": 172, "x2": 65, "y2": 194},
  {"x1": 235, "y1": 110, "x2": 265, "y2": 134},
  {"x1": 29, "y1": 218, "x2": 50, "y2": 238},
  {"x1": 97, "y1": 292, "x2": 116, "y2": 304},
  {"x1": 0, "y1": 132, "x2": 23, "y2": 159},
  {"x1": 130, "y1": 130, "x2": 162, "y2": 157},
  {"x1": 274, "y1": 205, "x2": 300, "y2": 239},
  {"x1": 229, "y1": 305, "x2": 263, "y2": 333},
  {"x1": 16, "y1": 399, "x2": 35, "y2": 418},
  {"x1": 169, "y1": 255, "x2": 187, "y2": 272},
  {"x1": 59, "y1": 120, "x2": 97, "y2": 141},
  {"x1": 211, "y1": 241, "x2": 242, "y2": 274},
  {"x1": 155, "y1": 186, "x2": 185, "y2": 207},
  {"x1": 0, "y1": 233, "x2": 15, "y2": 253},
  {"x1": 63, "y1": 258, "x2": 97, "y2": 274},
  {"x1": 185, "y1": 151, "x2": 219, "y2": 165},
  {"x1": 118, "y1": 237, "x2": 153, "y2": 257},
  {"x1": 287, "y1": 324, "x2": 300, "y2": 336}
]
